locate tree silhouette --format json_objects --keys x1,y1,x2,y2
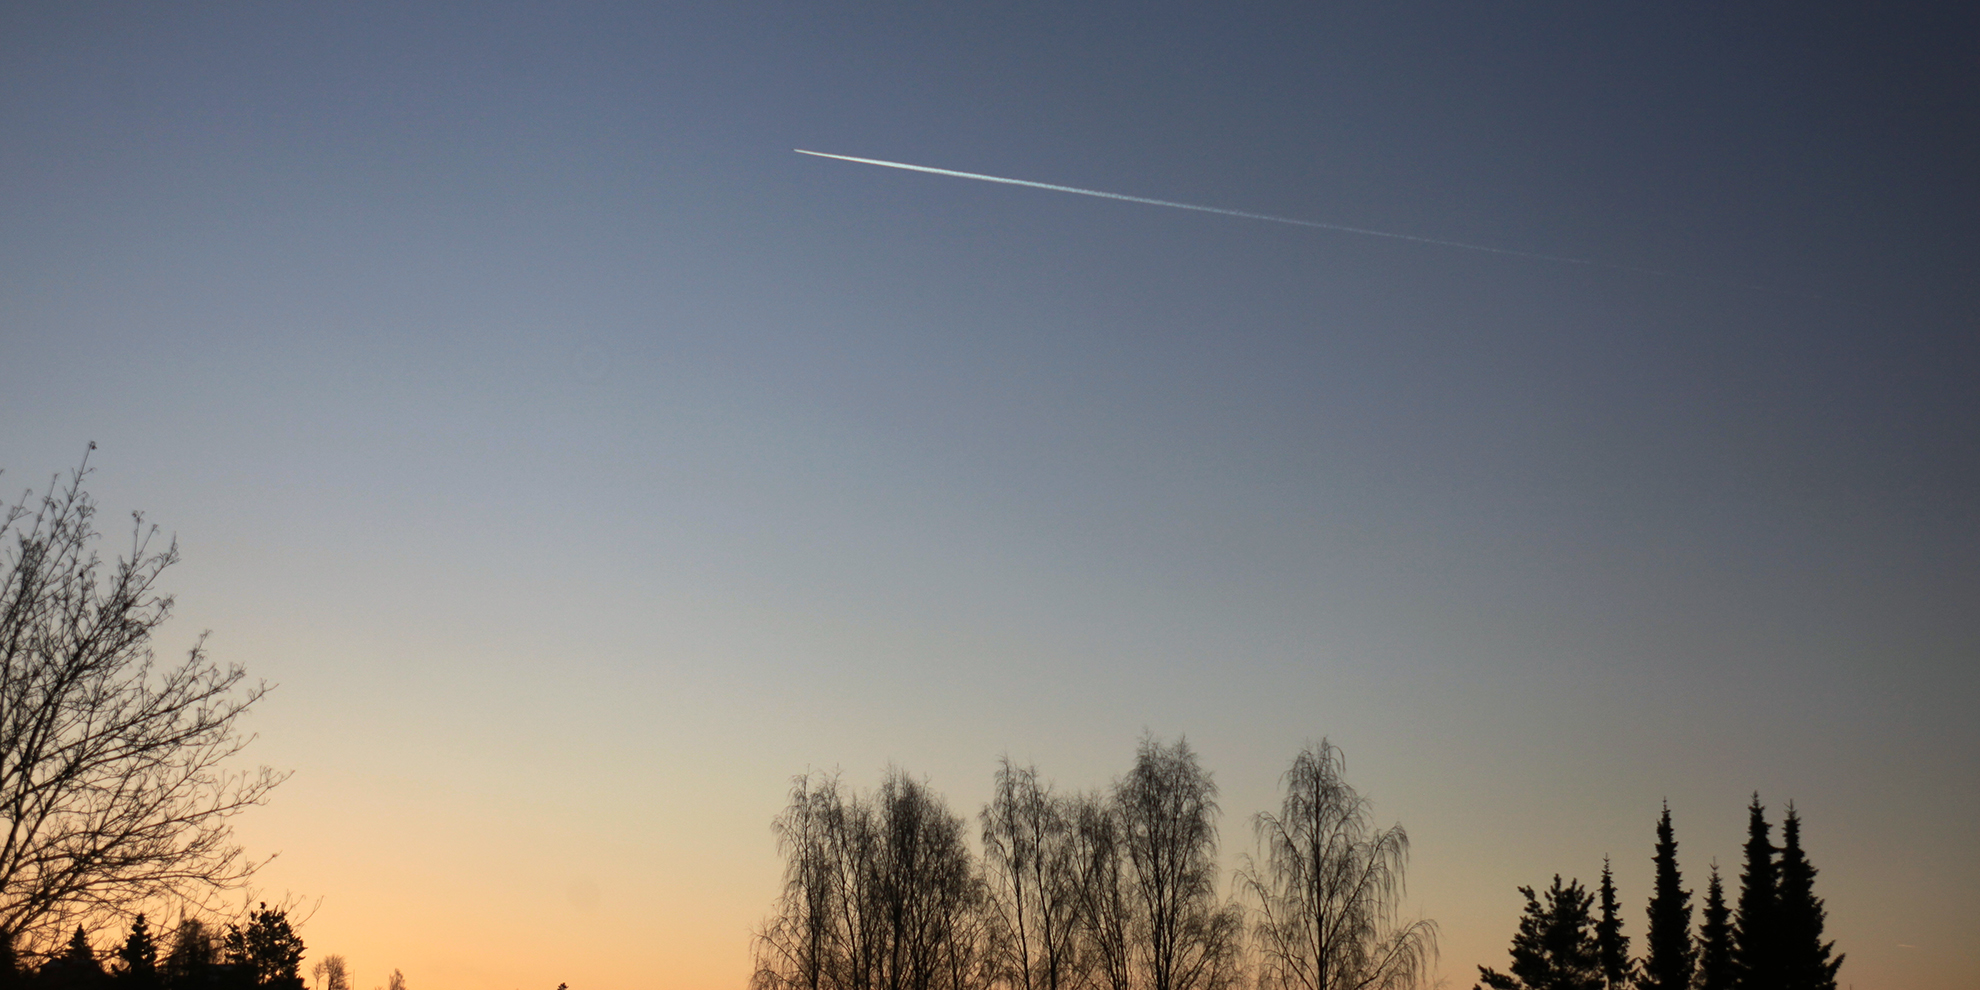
[
  {"x1": 1697, "y1": 865, "x2": 1734, "y2": 990},
  {"x1": 1240, "y1": 740, "x2": 1436, "y2": 990},
  {"x1": 875, "y1": 770, "x2": 985, "y2": 990},
  {"x1": 0, "y1": 454, "x2": 286, "y2": 953},
  {"x1": 1594, "y1": 859, "x2": 1628, "y2": 990},
  {"x1": 38, "y1": 926, "x2": 105, "y2": 990},
  {"x1": 310, "y1": 955, "x2": 350, "y2": 990},
  {"x1": 162, "y1": 918, "x2": 217, "y2": 989},
  {"x1": 223, "y1": 904, "x2": 303, "y2": 990},
  {"x1": 1067, "y1": 791, "x2": 1131, "y2": 990},
  {"x1": 1635, "y1": 806, "x2": 1691, "y2": 990},
  {"x1": 1116, "y1": 736, "x2": 1242, "y2": 990},
  {"x1": 1475, "y1": 876, "x2": 1603, "y2": 990},
  {"x1": 980, "y1": 759, "x2": 1079, "y2": 990},
  {"x1": 64, "y1": 928, "x2": 96, "y2": 965},
  {"x1": 754, "y1": 772, "x2": 838, "y2": 990},
  {"x1": 1774, "y1": 806, "x2": 1840, "y2": 990},
  {"x1": 753, "y1": 768, "x2": 983, "y2": 990},
  {"x1": 115, "y1": 915, "x2": 160, "y2": 988},
  {"x1": 1732, "y1": 797, "x2": 1778, "y2": 990}
]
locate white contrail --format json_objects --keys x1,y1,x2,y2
[{"x1": 795, "y1": 148, "x2": 1679, "y2": 279}]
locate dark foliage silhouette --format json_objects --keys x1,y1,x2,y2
[
  {"x1": 161, "y1": 919, "x2": 217, "y2": 988},
  {"x1": 1475, "y1": 876, "x2": 1603, "y2": 990},
  {"x1": 1593, "y1": 860, "x2": 1627, "y2": 990},
  {"x1": 1732, "y1": 797, "x2": 1778, "y2": 990},
  {"x1": 1240, "y1": 740, "x2": 1435, "y2": 990},
  {"x1": 0, "y1": 453, "x2": 285, "y2": 953},
  {"x1": 36, "y1": 927, "x2": 102, "y2": 989},
  {"x1": 1635, "y1": 807, "x2": 1690, "y2": 990},
  {"x1": 0, "y1": 912, "x2": 287, "y2": 989},
  {"x1": 1774, "y1": 807, "x2": 1840, "y2": 990},
  {"x1": 223, "y1": 904, "x2": 303, "y2": 990},
  {"x1": 115, "y1": 915, "x2": 159, "y2": 987},
  {"x1": 1497, "y1": 798, "x2": 1841, "y2": 990},
  {"x1": 60, "y1": 931, "x2": 93, "y2": 969},
  {"x1": 1697, "y1": 866, "x2": 1734, "y2": 990}
]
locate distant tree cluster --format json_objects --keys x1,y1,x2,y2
[
  {"x1": 1475, "y1": 797, "x2": 1841, "y2": 990},
  {"x1": 0, "y1": 905, "x2": 407, "y2": 990},
  {"x1": 753, "y1": 736, "x2": 1436, "y2": 990}
]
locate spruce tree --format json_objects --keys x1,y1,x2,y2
[
  {"x1": 1475, "y1": 875, "x2": 1605, "y2": 990},
  {"x1": 1637, "y1": 804, "x2": 1694, "y2": 990},
  {"x1": 224, "y1": 904, "x2": 305, "y2": 990},
  {"x1": 118, "y1": 915, "x2": 160, "y2": 987},
  {"x1": 1698, "y1": 864, "x2": 1736, "y2": 990},
  {"x1": 1733, "y1": 795, "x2": 1779, "y2": 990},
  {"x1": 46, "y1": 926, "x2": 105, "y2": 988},
  {"x1": 1596, "y1": 858, "x2": 1631, "y2": 990},
  {"x1": 65, "y1": 926, "x2": 97, "y2": 966},
  {"x1": 1776, "y1": 805, "x2": 1842, "y2": 990}
]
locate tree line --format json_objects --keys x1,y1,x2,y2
[
  {"x1": 0, "y1": 902, "x2": 402, "y2": 990},
  {"x1": 752, "y1": 736, "x2": 1437, "y2": 990},
  {"x1": 1474, "y1": 797, "x2": 1842, "y2": 990}
]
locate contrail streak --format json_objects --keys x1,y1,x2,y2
[{"x1": 795, "y1": 148, "x2": 1679, "y2": 279}]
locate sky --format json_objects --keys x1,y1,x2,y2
[{"x1": 2, "y1": 3, "x2": 1976, "y2": 988}]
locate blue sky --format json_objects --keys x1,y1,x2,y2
[{"x1": 3, "y1": 4, "x2": 1975, "y2": 987}]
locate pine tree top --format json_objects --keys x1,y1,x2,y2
[
  {"x1": 64, "y1": 927, "x2": 93, "y2": 964},
  {"x1": 1639, "y1": 805, "x2": 1694, "y2": 990}
]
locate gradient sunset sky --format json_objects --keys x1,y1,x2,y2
[{"x1": 2, "y1": 4, "x2": 1975, "y2": 989}]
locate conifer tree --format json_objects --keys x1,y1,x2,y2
[
  {"x1": 1775, "y1": 805, "x2": 1841, "y2": 990},
  {"x1": 117, "y1": 915, "x2": 160, "y2": 987},
  {"x1": 45, "y1": 926, "x2": 104, "y2": 988},
  {"x1": 1698, "y1": 865, "x2": 1735, "y2": 990},
  {"x1": 1595, "y1": 858, "x2": 1631, "y2": 990},
  {"x1": 64, "y1": 926, "x2": 98, "y2": 968},
  {"x1": 1637, "y1": 805, "x2": 1693, "y2": 990},
  {"x1": 224, "y1": 904, "x2": 305, "y2": 990},
  {"x1": 1732, "y1": 796, "x2": 1779, "y2": 990},
  {"x1": 1475, "y1": 875, "x2": 1604, "y2": 990}
]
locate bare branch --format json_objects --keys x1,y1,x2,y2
[{"x1": 0, "y1": 460, "x2": 286, "y2": 953}]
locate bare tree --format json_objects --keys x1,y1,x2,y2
[
  {"x1": 756, "y1": 768, "x2": 985, "y2": 990},
  {"x1": 312, "y1": 953, "x2": 351, "y2": 990},
  {"x1": 981, "y1": 759, "x2": 1080, "y2": 990},
  {"x1": 873, "y1": 770, "x2": 981, "y2": 990},
  {"x1": 0, "y1": 453, "x2": 285, "y2": 952},
  {"x1": 758, "y1": 772, "x2": 843, "y2": 990},
  {"x1": 162, "y1": 916, "x2": 218, "y2": 985},
  {"x1": 1115, "y1": 737, "x2": 1242, "y2": 990},
  {"x1": 1065, "y1": 791, "x2": 1130, "y2": 990},
  {"x1": 1240, "y1": 741, "x2": 1436, "y2": 990}
]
